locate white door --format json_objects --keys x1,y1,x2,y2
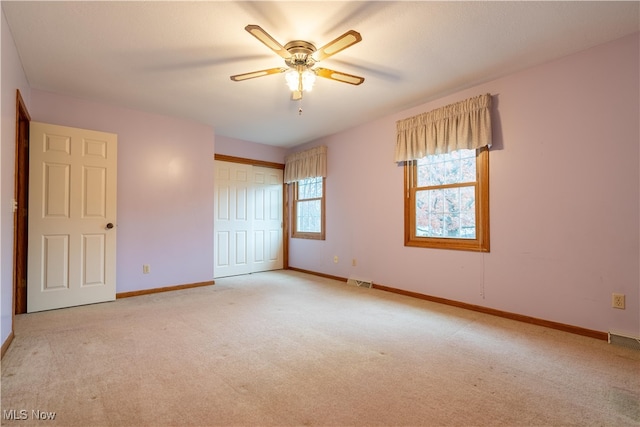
[
  {"x1": 28, "y1": 122, "x2": 117, "y2": 312},
  {"x1": 214, "y1": 162, "x2": 253, "y2": 277},
  {"x1": 214, "y1": 161, "x2": 283, "y2": 278},
  {"x1": 251, "y1": 166, "x2": 284, "y2": 273}
]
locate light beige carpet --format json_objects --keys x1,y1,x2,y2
[{"x1": 1, "y1": 270, "x2": 639, "y2": 426}]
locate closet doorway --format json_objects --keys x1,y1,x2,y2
[{"x1": 214, "y1": 156, "x2": 286, "y2": 278}]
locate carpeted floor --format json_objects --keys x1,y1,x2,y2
[{"x1": 1, "y1": 270, "x2": 639, "y2": 426}]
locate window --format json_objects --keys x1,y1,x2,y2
[
  {"x1": 404, "y1": 147, "x2": 489, "y2": 251},
  {"x1": 292, "y1": 176, "x2": 325, "y2": 239}
]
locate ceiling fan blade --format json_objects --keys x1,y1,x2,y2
[
  {"x1": 245, "y1": 25, "x2": 292, "y2": 59},
  {"x1": 313, "y1": 30, "x2": 362, "y2": 61},
  {"x1": 230, "y1": 67, "x2": 286, "y2": 82},
  {"x1": 315, "y1": 67, "x2": 365, "y2": 85}
]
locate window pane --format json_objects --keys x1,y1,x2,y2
[
  {"x1": 406, "y1": 147, "x2": 488, "y2": 252},
  {"x1": 298, "y1": 177, "x2": 323, "y2": 200},
  {"x1": 460, "y1": 154, "x2": 476, "y2": 183},
  {"x1": 417, "y1": 149, "x2": 476, "y2": 187},
  {"x1": 419, "y1": 158, "x2": 443, "y2": 186},
  {"x1": 415, "y1": 186, "x2": 476, "y2": 239},
  {"x1": 296, "y1": 200, "x2": 321, "y2": 232}
]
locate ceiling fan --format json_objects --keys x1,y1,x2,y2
[{"x1": 230, "y1": 25, "x2": 365, "y2": 100}]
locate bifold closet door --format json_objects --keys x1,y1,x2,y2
[{"x1": 214, "y1": 161, "x2": 283, "y2": 278}]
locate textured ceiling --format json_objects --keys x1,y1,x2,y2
[{"x1": 2, "y1": 1, "x2": 638, "y2": 147}]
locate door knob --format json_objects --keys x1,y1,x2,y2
[{"x1": 106, "y1": 223, "x2": 114, "y2": 230}]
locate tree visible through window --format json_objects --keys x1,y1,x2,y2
[
  {"x1": 292, "y1": 176, "x2": 325, "y2": 239},
  {"x1": 405, "y1": 147, "x2": 489, "y2": 251}
]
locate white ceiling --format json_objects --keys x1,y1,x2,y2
[{"x1": 3, "y1": 1, "x2": 638, "y2": 148}]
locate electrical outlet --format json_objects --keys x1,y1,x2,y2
[
  {"x1": 143, "y1": 264, "x2": 150, "y2": 274},
  {"x1": 333, "y1": 256, "x2": 338, "y2": 263},
  {"x1": 612, "y1": 293, "x2": 625, "y2": 309},
  {"x1": 352, "y1": 258, "x2": 357, "y2": 267}
]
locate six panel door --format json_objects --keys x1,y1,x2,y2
[{"x1": 28, "y1": 122, "x2": 117, "y2": 312}]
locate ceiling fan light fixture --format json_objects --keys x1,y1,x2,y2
[
  {"x1": 301, "y1": 70, "x2": 316, "y2": 92},
  {"x1": 285, "y1": 69, "x2": 316, "y2": 93},
  {"x1": 285, "y1": 69, "x2": 300, "y2": 91}
]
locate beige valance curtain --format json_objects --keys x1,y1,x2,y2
[
  {"x1": 395, "y1": 93, "x2": 492, "y2": 162},
  {"x1": 284, "y1": 145, "x2": 327, "y2": 183}
]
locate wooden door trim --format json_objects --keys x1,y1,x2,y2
[
  {"x1": 214, "y1": 154, "x2": 284, "y2": 170},
  {"x1": 13, "y1": 89, "x2": 30, "y2": 318}
]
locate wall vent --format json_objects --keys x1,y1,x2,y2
[
  {"x1": 347, "y1": 277, "x2": 373, "y2": 289},
  {"x1": 608, "y1": 331, "x2": 640, "y2": 351}
]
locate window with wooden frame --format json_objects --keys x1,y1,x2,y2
[
  {"x1": 404, "y1": 147, "x2": 489, "y2": 251},
  {"x1": 292, "y1": 176, "x2": 325, "y2": 240}
]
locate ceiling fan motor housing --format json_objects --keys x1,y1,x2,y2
[{"x1": 284, "y1": 40, "x2": 317, "y2": 69}]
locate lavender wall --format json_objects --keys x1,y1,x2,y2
[
  {"x1": 216, "y1": 135, "x2": 287, "y2": 164},
  {"x1": 29, "y1": 90, "x2": 215, "y2": 293},
  {"x1": 288, "y1": 33, "x2": 640, "y2": 336},
  {"x1": 1, "y1": 10, "x2": 31, "y2": 345}
]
